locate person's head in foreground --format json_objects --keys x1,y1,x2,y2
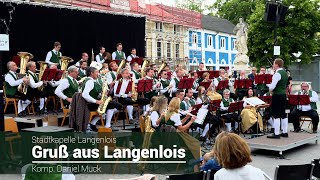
[{"x1": 213, "y1": 131, "x2": 266, "y2": 180}]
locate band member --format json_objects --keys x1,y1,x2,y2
[
  {"x1": 196, "y1": 86, "x2": 210, "y2": 104},
  {"x1": 256, "y1": 66, "x2": 269, "y2": 96},
  {"x1": 43, "y1": 64, "x2": 60, "y2": 99},
  {"x1": 95, "y1": 46, "x2": 106, "y2": 64},
  {"x1": 131, "y1": 62, "x2": 141, "y2": 83},
  {"x1": 289, "y1": 82, "x2": 319, "y2": 133},
  {"x1": 55, "y1": 66, "x2": 79, "y2": 106},
  {"x1": 77, "y1": 60, "x2": 87, "y2": 80},
  {"x1": 172, "y1": 64, "x2": 183, "y2": 77},
  {"x1": 214, "y1": 69, "x2": 232, "y2": 95},
  {"x1": 159, "y1": 70, "x2": 173, "y2": 98},
  {"x1": 144, "y1": 96, "x2": 158, "y2": 115},
  {"x1": 267, "y1": 58, "x2": 288, "y2": 139},
  {"x1": 112, "y1": 43, "x2": 126, "y2": 61},
  {"x1": 4, "y1": 61, "x2": 29, "y2": 117},
  {"x1": 26, "y1": 61, "x2": 46, "y2": 113},
  {"x1": 144, "y1": 68, "x2": 160, "y2": 100},
  {"x1": 45, "y1": 41, "x2": 62, "y2": 65},
  {"x1": 196, "y1": 62, "x2": 206, "y2": 71},
  {"x1": 174, "y1": 89, "x2": 187, "y2": 112},
  {"x1": 182, "y1": 89, "x2": 196, "y2": 109},
  {"x1": 248, "y1": 67, "x2": 256, "y2": 81},
  {"x1": 241, "y1": 88, "x2": 263, "y2": 133},
  {"x1": 126, "y1": 48, "x2": 138, "y2": 62},
  {"x1": 150, "y1": 96, "x2": 168, "y2": 130},
  {"x1": 235, "y1": 70, "x2": 248, "y2": 100},
  {"x1": 114, "y1": 68, "x2": 149, "y2": 124},
  {"x1": 75, "y1": 52, "x2": 89, "y2": 67},
  {"x1": 106, "y1": 61, "x2": 118, "y2": 87},
  {"x1": 220, "y1": 89, "x2": 237, "y2": 132},
  {"x1": 191, "y1": 72, "x2": 199, "y2": 98},
  {"x1": 170, "y1": 68, "x2": 183, "y2": 94}
]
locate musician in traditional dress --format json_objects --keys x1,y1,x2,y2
[
  {"x1": 43, "y1": 64, "x2": 60, "y2": 101},
  {"x1": 144, "y1": 96, "x2": 158, "y2": 116},
  {"x1": 248, "y1": 67, "x2": 256, "y2": 81},
  {"x1": 126, "y1": 48, "x2": 138, "y2": 62},
  {"x1": 150, "y1": 96, "x2": 168, "y2": 130},
  {"x1": 131, "y1": 62, "x2": 141, "y2": 83},
  {"x1": 214, "y1": 69, "x2": 232, "y2": 95},
  {"x1": 170, "y1": 68, "x2": 183, "y2": 95},
  {"x1": 114, "y1": 68, "x2": 149, "y2": 124},
  {"x1": 196, "y1": 62, "x2": 206, "y2": 72},
  {"x1": 255, "y1": 66, "x2": 269, "y2": 96},
  {"x1": 95, "y1": 46, "x2": 106, "y2": 64},
  {"x1": 164, "y1": 97, "x2": 196, "y2": 131},
  {"x1": 144, "y1": 68, "x2": 160, "y2": 100},
  {"x1": 182, "y1": 89, "x2": 196, "y2": 109},
  {"x1": 241, "y1": 88, "x2": 263, "y2": 133},
  {"x1": 219, "y1": 89, "x2": 237, "y2": 132},
  {"x1": 55, "y1": 66, "x2": 79, "y2": 107},
  {"x1": 196, "y1": 86, "x2": 210, "y2": 104},
  {"x1": 5, "y1": 61, "x2": 30, "y2": 117},
  {"x1": 45, "y1": 41, "x2": 62, "y2": 66},
  {"x1": 26, "y1": 61, "x2": 47, "y2": 114},
  {"x1": 159, "y1": 70, "x2": 173, "y2": 98},
  {"x1": 106, "y1": 61, "x2": 118, "y2": 87},
  {"x1": 77, "y1": 60, "x2": 87, "y2": 80},
  {"x1": 289, "y1": 82, "x2": 319, "y2": 133},
  {"x1": 75, "y1": 52, "x2": 89, "y2": 67},
  {"x1": 112, "y1": 43, "x2": 126, "y2": 61},
  {"x1": 191, "y1": 72, "x2": 199, "y2": 98},
  {"x1": 267, "y1": 58, "x2": 288, "y2": 139}
]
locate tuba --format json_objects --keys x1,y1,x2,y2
[
  {"x1": 17, "y1": 52, "x2": 34, "y2": 95},
  {"x1": 59, "y1": 56, "x2": 73, "y2": 79},
  {"x1": 37, "y1": 61, "x2": 48, "y2": 91},
  {"x1": 158, "y1": 61, "x2": 167, "y2": 74},
  {"x1": 116, "y1": 58, "x2": 127, "y2": 74},
  {"x1": 140, "y1": 58, "x2": 150, "y2": 78},
  {"x1": 97, "y1": 82, "x2": 112, "y2": 115}
]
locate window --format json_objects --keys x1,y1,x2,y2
[
  {"x1": 174, "y1": 25, "x2": 180, "y2": 34},
  {"x1": 208, "y1": 35, "x2": 213, "y2": 47},
  {"x1": 232, "y1": 39, "x2": 236, "y2": 50},
  {"x1": 156, "y1": 22, "x2": 163, "y2": 32},
  {"x1": 220, "y1": 37, "x2": 225, "y2": 49},
  {"x1": 157, "y1": 42, "x2": 162, "y2": 58},
  {"x1": 167, "y1": 43, "x2": 171, "y2": 58},
  {"x1": 192, "y1": 33, "x2": 198, "y2": 44},
  {"x1": 175, "y1": 44, "x2": 180, "y2": 58}
]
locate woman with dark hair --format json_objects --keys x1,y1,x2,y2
[
  {"x1": 214, "y1": 132, "x2": 266, "y2": 180},
  {"x1": 240, "y1": 88, "x2": 263, "y2": 133}
]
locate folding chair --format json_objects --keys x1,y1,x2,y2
[
  {"x1": 274, "y1": 163, "x2": 315, "y2": 180},
  {"x1": 205, "y1": 169, "x2": 218, "y2": 180},
  {"x1": 3, "y1": 86, "x2": 18, "y2": 116}
]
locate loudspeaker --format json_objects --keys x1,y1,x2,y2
[{"x1": 264, "y1": 2, "x2": 288, "y2": 24}]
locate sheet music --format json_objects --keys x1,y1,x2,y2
[
  {"x1": 195, "y1": 108, "x2": 208, "y2": 124},
  {"x1": 243, "y1": 97, "x2": 266, "y2": 106}
]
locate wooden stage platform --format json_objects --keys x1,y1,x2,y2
[{"x1": 246, "y1": 132, "x2": 319, "y2": 156}]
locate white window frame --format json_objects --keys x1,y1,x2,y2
[
  {"x1": 207, "y1": 35, "x2": 213, "y2": 47},
  {"x1": 232, "y1": 39, "x2": 236, "y2": 50},
  {"x1": 156, "y1": 22, "x2": 163, "y2": 32},
  {"x1": 192, "y1": 33, "x2": 198, "y2": 44},
  {"x1": 157, "y1": 42, "x2": 162, "y2": 58},
  {"x1": 220, "y1": 37, "x2": 226, "y2": 50},
  {"x1": 167, "y1": 43, "x2": 171, "y2": 58}
]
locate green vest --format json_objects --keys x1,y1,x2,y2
[
  {"x1": 189, "y1": 98, "x2": 196, "y2": 106},
  {"x1": 98, "y1": 54, "x2": 103, "y2": 61},
  {"x1": 222, "y1": 98, "x2": 233, "y2": 107},
  {"x1": 50, "y1": 50, "x2": 61, "y2": 64},
  {"x1": 5, "y1": 72, "x2": 18, "y2": 96},
  {"x1": 63, "y1": 77, "x2": 79, "y2": 104},
  {"x1": 110, "y1": 72, "x2": 116, "y2": 81},
  {"x1": 161, "y1": 79, "x2": 170, "y2": 97},
  {"x1": 273, "y1": 69, "x2": 288, "y2": 95},
  {"x1": 27, "y1": 72, "x2": 39, "y2": 93},
  {"x1": 25, "y1": 164, "x2": 62, "y2": 180},
  {"x1": 78, "y1": 68, "x2": 86, "y2": 79},
  {"x1": 133, "y1": 70, "x2": 141, "y2": 79},
  {"x1": 174, "y1": 78, "x2": 179, "y2": 87},
  {"x1": 180, "y1": 102, "x2": 187, "y2": 111},
  {"x1": 115, "y1": 51, "x2": 124, "y2": 60},
  {"x1": 162, "y1": 112, "x2": 177, "y2": 127},
  {"x1": 82, "y1": 78, "x2": 102, "y2": 100},
  {"x1": 298, "y1": 90, "x2": 317, "y2": 111}
]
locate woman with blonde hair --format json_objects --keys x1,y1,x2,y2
[
  {"x1": 196, "y1": 86, "x2": 208, "y2": 104},
  {"x1": 214, "y1": 132, "x2": 266, "y2": 180},
  {"x1": 150, "y1": 96, "x2": 168, "y2": 129},
  {"x1": 164, "y1": 97, "x2": 196, "y2": 131}
]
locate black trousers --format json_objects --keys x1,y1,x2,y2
[
  {"x1": 271, "y1": 94, "x2": 287, "y2": 119},
  {"x1": 290, "y1": 109, "x2": 319, "y2": 131},
  {"x1": 118, "y1": 97, "x2": 149, "y2": 106},
  {"x1": 256, "y1": 89, "x2": 268, "y2": 97},
  {"x1": 87, "y1": 101, "x2": 123, "y2": 112},
  {"x1": 7, "y1": 91, "x2": 27, "y2": 101},
  {"x1": 236, "y1": 89, "x2": 247, "y2": 101}
]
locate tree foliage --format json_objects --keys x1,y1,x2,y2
[
  {"x1": 248, "y1": 0, "x2": 320, "y2": 67},
  {"x1": 211, "y1": 0, "x2": 257, "y2": 24},
  {"x1": 175, "y1": 0, "x2": 206, "y2": 13}
]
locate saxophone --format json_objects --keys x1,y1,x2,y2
[
  {"x1": 116, "y1": 58, "x2": 126, "y2": 74},
  {"x1": 37, "y1": 61, "x2": 48, "y2": 91},
  {"x1": 97, "y1": 82, "x2": 112, "y2": 115}
]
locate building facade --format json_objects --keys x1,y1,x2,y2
[{"x1": 188, "y1": 15, "x2": 237, "y2": 70}]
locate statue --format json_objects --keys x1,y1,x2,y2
[{"x1": 233, "y1": 18, "x2": 250, "y2": 69}]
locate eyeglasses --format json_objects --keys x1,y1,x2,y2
[
  {"x1": 163, "y1": 74, "x2": 167, "y2": 75},
  {"x1": 224, "y1": 94, "x2": 230, "y2": 95}
]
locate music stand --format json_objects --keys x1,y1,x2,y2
[
  {"x1": 196, "y1": 71, "x2": 219, "y2": 79},
  {"x1": 137, "y1": 79, "x2": 153, "y2": 93},
  {"x1": 255, "y1": 74, "x2": 272, "y2": 84},
  {"x1": 41, "y1": 69, "x2": 56, "y2": 81},
  {"x1": 288, "y1": 94, "x2": 311, "y2": 133},
  {"x1": 54, "y1": 70, "x2": 64, "y2": 81},
  {"x1": 217, "y1": 80, "x2": 229, "y2": 92},
  {"x1": 234, "y1": 79, "x2": 253, "y2": 89},
  {"x1": 208, "y1": 99, "x2": 221, "y2": 111},
  {"x1": 178, "y1": 78, "x2": 194, "y2": 89},
  {"x1": 167, "y1": 71, "x2": 172, "y2": 80},
  {"x1": 191, "y1": 103, "x2": 202, "y2": 115},
  {"x1": 130, "y1": 57, "x2": 144, "y2": 65},
  {"x1": 228, "y1": 101, "x2": 244, "y2": 135},
  {"x1": 199, "y1": 81, "x2": 211, "y2": 90}
]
